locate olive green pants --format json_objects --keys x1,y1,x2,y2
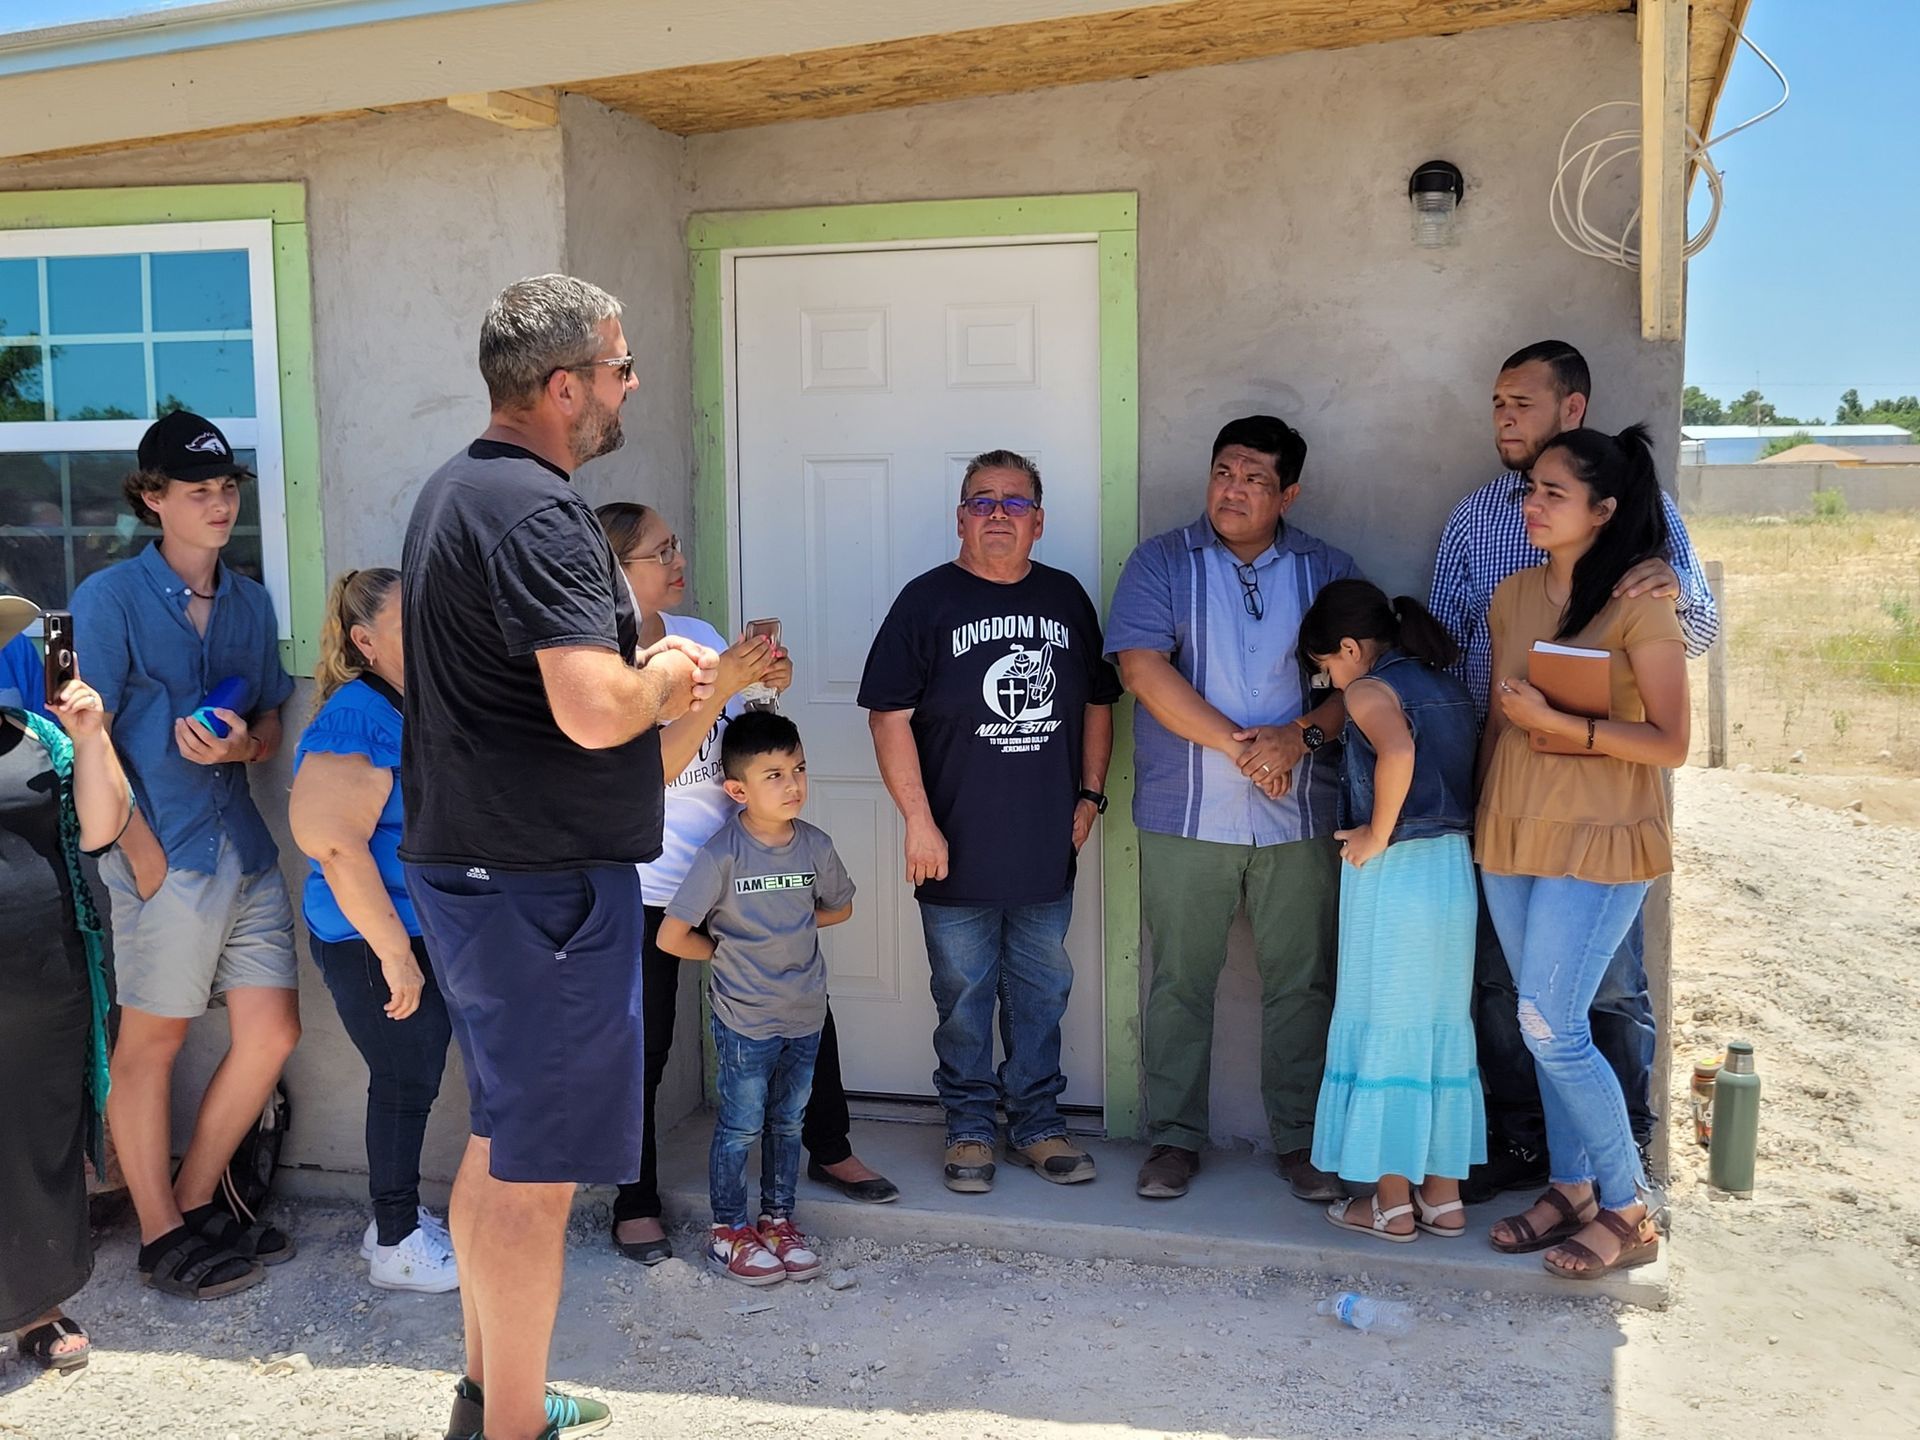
[{"x1": 1140, "y1": 831, "x2": 1340, "y2": 1154}]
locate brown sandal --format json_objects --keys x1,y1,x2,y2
[
  {"x1": 1490, "y1": 1187, "x2": 1595, "y2": 1255},
  {"x1": 1542, "y1": 1207, "x2": 1659, "y2": 1280}
]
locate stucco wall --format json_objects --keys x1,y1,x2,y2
[
  {"x1": 686, "y1": 12, "x2": 1681, "y2": 1148},
  {"x1": 1678, "y1": 462, "x2": 1920, "y2": 516}
]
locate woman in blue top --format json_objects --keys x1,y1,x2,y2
[
  {"x1": 289, "y1": 568, "x2": 457, "y2": 1293},
  {"x1": 1301, "y1": 580, "x2": 1485, "y2": 1242}
]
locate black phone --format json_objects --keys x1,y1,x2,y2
[{"x1": 43, "y1": 610, "x2": 77, "y2": 707}]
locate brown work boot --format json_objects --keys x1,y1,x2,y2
[
  {"x1": 1135, "y1": 1144, "x2": 1199, "y2": 1199},
  {"x1": 1277, "y1": 1148, "x2": 1344, "y2": 1202},
  {"x1": 1007, "y1": 1136, "x2": 1097, "y2": 1185},
  {"x1": 944, "y1": 1141, "x2": 996, "y2": 1194}
]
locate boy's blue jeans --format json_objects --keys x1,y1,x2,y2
[
  {"x1": 1481, "y1": 872, "x2": 1651, "y2": 1211},
  {"x1": 917, "y1": 891, "x2": 1075, "y2": 1150},
  {"x1": 708, "y1": 1014, "x2": 822, "y2": 1228}
]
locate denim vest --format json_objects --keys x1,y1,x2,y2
[{"x1": 1338, "y1": 649, "x2": 1477, "y2": 843}]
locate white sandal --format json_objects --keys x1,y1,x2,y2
[
  {"x1": 1324, "y1": 1195, "x2": 1417, "y2": 1244},
  {"x1": 1413, "y1": 1189, "x2": 1466, "y2": 1238}
]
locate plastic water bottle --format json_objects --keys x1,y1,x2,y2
[{"x1": 1315, "y1": 1292, "x2": 1415, "y2": 1336}]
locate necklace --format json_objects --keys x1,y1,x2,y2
[{"x1": 185, "y1": 584, "x2": 216, "y2": 600}]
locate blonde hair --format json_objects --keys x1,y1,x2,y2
[{"x1": 313, "y1": 566, "x2": 400, "y2": 712}]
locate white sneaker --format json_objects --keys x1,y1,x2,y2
[
  {"x1": 360, "y1": 1207, "x2": 450, "y2": 1260},
  {"x1": 366, "y1": 1218, "x2": 459, "y2": 1293}
]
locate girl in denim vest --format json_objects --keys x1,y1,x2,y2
[{"x1": 1301, "y1": 580, "x2": 1485, "y2": 1241}]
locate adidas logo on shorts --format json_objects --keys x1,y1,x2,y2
[{"x1": 465, "y1": 866, "x2": 490, "y2": 880}]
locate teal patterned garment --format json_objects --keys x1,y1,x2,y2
[{"x1": 7, "y1": 707, "x2": 113, "y2": 1173}]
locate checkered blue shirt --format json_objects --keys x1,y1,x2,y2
[{"x1": 1428, "y1": 471, "x2": 1719, "y2": 724}]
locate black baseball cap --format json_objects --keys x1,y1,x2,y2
[{"x1": 137, "y1": 410, "x2": 253, "y2": 483}]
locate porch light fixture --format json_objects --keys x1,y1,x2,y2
[{"x1": 1408, "y1": 160, "x2": 1466, "y2": 248}]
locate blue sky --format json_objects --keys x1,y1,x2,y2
[{"x1": 1684, "y1": 0, "x2": 1920, "y2": 422}]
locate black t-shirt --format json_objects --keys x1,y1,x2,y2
[
  {"x1": 858, "y1": 562, "x2": 1122, "y2": 906},
  {"x1": 399, "y1": 440, "x2": 664, "y2": 869}
]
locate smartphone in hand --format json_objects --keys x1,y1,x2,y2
[
  {"x1": 43, "y1": 610, "x2": 76, "y2": 708},
  {"x1": 741, "y1": 618, "x2": 782, "y2": 711}
]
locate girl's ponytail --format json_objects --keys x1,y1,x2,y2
[
  {"x1": 1388, "y1": 594, "x2": 1460, "y2": 671},
  {"x1": 312, "y1": 566, "x2": 400, "y2": 714},
  {"x1": 1300, "y1": 578, "x2": 1459, "y2": 671}
]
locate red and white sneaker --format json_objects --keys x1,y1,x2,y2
[
  {"x1": 708, "y1": 1224, "x2": 786, "y2": 1286},
  {"x1": 756, "y1": 1215, "x2": 823, "y2": 1281}
]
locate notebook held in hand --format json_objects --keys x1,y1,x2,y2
[{"x1": 1527, "y1": 641, "x2": 1610, "y2": 755}]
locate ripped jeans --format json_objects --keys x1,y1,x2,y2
[{"x1": 1480, "y1": 872, "x2": 1651, "y2": 1211}]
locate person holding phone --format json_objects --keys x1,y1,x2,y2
[
  {"x1": 595, "y1": 502, "x2": 898, "y2": 1267},
  {"x1": 1, "y1": 592, "x2": 136, "y2": 1370},
  {"x1": 70, "y1": 412, "x2": 301, "y2": 1301}
]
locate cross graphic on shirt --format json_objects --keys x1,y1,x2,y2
[{"x1": 998, "y1": 675, "x2": 1025, "y2": 716}]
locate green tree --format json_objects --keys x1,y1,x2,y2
[
  {"x1": 1835, "y1": 388, "x2": 1865, "y2": 423},
  {"x1": 1856, "y1": 395, "x2": 1920, "y2": 440},
  {"x1": 1727, "y1": 389, "x2": 1776, "y2": 426},
  {"x1": 1760, "y1": 430, "x2": 1815, "y2": 459},
  {"x1": 1683, "y1": 385, "x2": 1726, "y2": 425}
]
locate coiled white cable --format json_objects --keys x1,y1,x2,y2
[{"x1": 1550, "y1": 27, "x2": 1789, "y2": 269}]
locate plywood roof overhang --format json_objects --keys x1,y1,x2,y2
[{"x1": 564, "y1": 0, "x2": 1741, "y2": 139}]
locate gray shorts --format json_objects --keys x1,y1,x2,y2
[{"x1": 100, "y1": 838, "x2": 298, "y2": 1019}]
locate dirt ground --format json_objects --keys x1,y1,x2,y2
[{"x1": 3, "y1": 767, "x2": 1917, "y2": 1440}]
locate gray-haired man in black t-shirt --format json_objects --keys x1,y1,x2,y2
[{"x1": 400, "y1": 274, "x2": 717, "y2": 1440}]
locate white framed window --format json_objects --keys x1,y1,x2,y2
[{"x1": 0, "y1": 218, "x2": 290, "y2": 636}]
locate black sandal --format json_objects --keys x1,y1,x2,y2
[
  {"x1": 611, "y1": 1219, "x2": 673, "y2": 1266},
  {"x1": 1489, "y1": 1187, "x2": 1597, "y2": 1255},
  {"x1": 1543, "y1": 1207, "x2": 1661, "y2": 1280},
  {"x1": 17, "y1": 1317, "x2": 91, "y2": 1372},
  {"x1": 139, "y1": 1227, "x2": 265, "y2": 1300},
  {"x1": 193, "y1": 1206, "x2": 297, "y2": 1267}
]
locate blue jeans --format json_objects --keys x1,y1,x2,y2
[
  {"x1": 1473, "y1": 887, "x2": 1656, "y2": 1150},
  {"x1": 918, "y1": 891, "x2": 1075, "y2": 1149},
  {"x1": 310, "y1": 934, "x2": 453, "y2": 1247},
  {"x1": 1481, "y1": 873, "x2": 1650, "y2": 1211},
  {"x1": 707, "y1": 1014, "x2": 821, "y2": 1228}
]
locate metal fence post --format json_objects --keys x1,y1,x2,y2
[{"x1": 1706, "y1": 559, "x2": 1728, "y2": 768}]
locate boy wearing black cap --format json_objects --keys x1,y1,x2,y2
[{"x1": 71, "y1": 411, "x2": 301, "y2": 1300}]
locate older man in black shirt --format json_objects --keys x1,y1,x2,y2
[{"x1": 401, "y1": 274, "x2": 716, "y2": 1440}]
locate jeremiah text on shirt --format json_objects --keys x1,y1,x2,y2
[{"x1": 858, "y1": 562, "x2": 1122, "y2": 907}]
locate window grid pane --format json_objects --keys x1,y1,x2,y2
[{"x1": 0, "y1": 248, "x2": 254, "y2": 425}]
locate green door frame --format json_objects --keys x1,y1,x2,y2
[
  {"x1": 0, "y1": 184, "x2": 324, "y2": 676},
  {"x1": 686, "y1": 193, "x2": 1144, "y2": 1136}
]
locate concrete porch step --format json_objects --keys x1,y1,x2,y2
[{"x1": 655, "y1": 1114, "x2": 1669, "y2": 1307}]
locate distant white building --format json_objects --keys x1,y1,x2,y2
[{"x1": 1680, "y1": 424, "x2": 1913, "y2": 465}]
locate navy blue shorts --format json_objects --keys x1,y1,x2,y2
[{"x1": 405, "y1": 863, "x2": 645, "y2": 1185}]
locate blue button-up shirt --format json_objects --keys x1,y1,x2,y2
[
  {"x1": 1106, "y1": 515, "x2": 1359, "y2": 845},
  {"x1": 1428, "y1": 470, "x2": 1719, "y2": 725},
  {"x1": 0, "y1": 632, "x2": 49, "y2": 718},
  {"x1": 71, "y1": 542, "x2": 292, "y2": 875}
]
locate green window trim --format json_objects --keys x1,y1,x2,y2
[
  {"x1": 0, "y1": 184, "x2": 324, "y2": 676},
  {"x1": 687, "y1": 193, "x2": 1144, "y2": 1136}
]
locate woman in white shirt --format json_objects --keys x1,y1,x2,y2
[{"x1": 596, "y1": 504, "x2": 899, "y2": 1264}]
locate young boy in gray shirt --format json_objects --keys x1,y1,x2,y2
[{"x1": 660, "y1": 711, "x2": 855, "y2": 1286}]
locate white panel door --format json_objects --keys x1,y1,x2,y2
[{"x1": 733, "y1": 242, "x2": 1105, "y2": 1106}]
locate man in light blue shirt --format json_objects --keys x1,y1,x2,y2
[
  {"x1": 71, "y1": 412, "x2": 299, "y2": 1301},
  {"x1": 1107, "y1": 416, "x2": 1356, "y2": 1202}
]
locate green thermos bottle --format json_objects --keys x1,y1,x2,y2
[{"x1": 1708, "y1": 1039, "x2": 1761, "y2": 1196}]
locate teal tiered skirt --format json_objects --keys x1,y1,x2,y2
[{"x1": 1310, "y1": 833, "x2": 1486, "y2": 1183}]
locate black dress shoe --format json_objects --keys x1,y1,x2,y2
[
  {"x1": 807, "y1": 1160, "x2": 900, "y2": 1204},
  {"x1": 611, "y1": 1222, "x2": 673, "y2": 1265},
  {"x1": 1460, "y1": 1140, "x2": 1549, "y2": 1206}
]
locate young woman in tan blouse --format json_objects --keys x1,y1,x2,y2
[{"x1": 1474, "y1": 424, "x2": 1690, "y2": 1280}]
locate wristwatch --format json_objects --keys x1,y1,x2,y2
[
  {"x1": 1295, "y1": 719, "x2": 1328, "y2": 752},
  {"x1": 1076, "y1": 788, "x2": 1109, "y2": 814}
]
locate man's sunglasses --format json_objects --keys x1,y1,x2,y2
[
  {"x1": 960, "y1": 495, "x2": 1039, "y2": 519},
  {"x1": 552, "y1": 354, "x2": 635, "y2": 382}
]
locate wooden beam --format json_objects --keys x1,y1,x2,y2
[
  {"x1": 446, "y1": 87, "x2": 558, "y2": 130},
  {"x1": 1639, "y1": 0, "x2": 1687, "y2": 343}
]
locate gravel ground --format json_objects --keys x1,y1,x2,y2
[{"x1": 3, "y1": 768, "x2": 1917, "y2": 1440}]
